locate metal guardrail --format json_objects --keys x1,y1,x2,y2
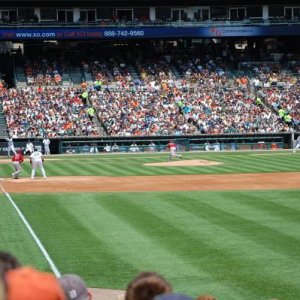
[
  {"x1": 60, "y1": 142, "x2": 284, "y2": 154},
  {"x1": 0, "y1": 19, "x2": 299, "y2": 28}
]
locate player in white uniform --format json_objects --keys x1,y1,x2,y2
[
  {"x1": 30, "y1": 148, "x2": 47, "y2": 179},
  {"x1": 148, "y1": 141, "x2": 156, "y2": 152},
  {"x1": 43, "y1": 137, "x2": 51, "y2": 155},
  {"x1": 129, "y1": 143, "x2": 139, "y2": 152},
  {"x1": 205, "y1": 142, "x2": 210, "y2": 151},
  {"x1": 5, "y1": 136, "x2": 16, "y2": 157},
  {"x1": 104, "y1": 144, "x2": 111, "y2": 152},
  {"x1": 293, "y1": 136, "x2": 300, "y2": 154},
  {"x1": 25, "y1": 141, "x2": 34, "y2": 155}
]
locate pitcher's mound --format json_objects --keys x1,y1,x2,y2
[{"x1": 144, "y1": 159, "x2": 223, "y2": 167}]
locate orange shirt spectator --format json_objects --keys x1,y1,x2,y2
[
  {"x1": 81, "y1": 82, "x2": 87, "y2": 89},
  {"x1": 54, "y1": 74, "x2": 61, "y2": 84}
]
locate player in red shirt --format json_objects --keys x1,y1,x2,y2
[
  {"x1": 12, "y1": 149, "x2": 24, "y2": 179},
  {"x1": 167, "y1": 140, "x2": 182, "y2": 161}
]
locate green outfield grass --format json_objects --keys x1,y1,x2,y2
[
  {"x1": 1, "y1": 151, "x2": 300, "y2": 300},
  {"x1": 5, "y1": 190, "x2": 300, "y2": 300},
  {"x1": 0, "y1": 150, "x2": 300, "y2": 178}
]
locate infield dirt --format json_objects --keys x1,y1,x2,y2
[{"x1": 1, "y1": 172, "x2": 300, "y2": 193}]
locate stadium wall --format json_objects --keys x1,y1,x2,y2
[{"x1": 0, "y1": 132, "x2": 293, "y2": 155}]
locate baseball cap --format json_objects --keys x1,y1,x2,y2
[
  {"x1": 155, "y1": 293, "x2": 193, "y2": 300},
  {"x1": 58, "y1": 274, "x2": 91, "y2": 300},
  {"x1": 6, "y1": 267, "x2": 65, "y2": 300}
]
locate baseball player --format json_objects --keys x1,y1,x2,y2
[
  {"x1": 30, "y1": 148, "x2": 47, "y2": 179},
  {"x1": 293, "y1": 136, "x2": 300, "y2": 154},
  {"x1": 167, "y1": 140, "x2": 182, "y2": 161},
  {"x1": 43, "y1": 137, "x2": 51, "y2": 155},
  {"x1": 5, "y1": 136, "x2": 16, "y2": 157},
  {"x1": 104, "y1": 144, "x2": 111, "y2": 152},
  {"x1": 205, "y1": 141, "x2": 210, "y2": 151},
  {"x1": 11, "y1": 149, "x2": 24, "y2": 179},
  {"x1": 25, "y1": 140, "x2": 34, "y2": 155}
]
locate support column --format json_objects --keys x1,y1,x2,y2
[
  {"x1": 262, "y1": 5, "x2": 269, "y2": 20},
  {"x1": 34, "y1": 8, "x2": 40, "y2": 21},
  {"x1": 74, "y1": 8, "x2": 80, "y2": 22},
  {"x1": 187, "y1": 7, "x2": 194, "y2": 21},
  {"x1": 149, "y1": 7, "x2": 155, "y2": 21}
]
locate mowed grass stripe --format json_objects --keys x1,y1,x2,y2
[
  {"x1": 0, "y1": 164, "x2": 11, "y2": 177},
  {"x1": 220, "y1": 192, "x2": 300, "y2": 240},
  {"x1": 229, "y1": 157, "x2": 273, "y2": 173},
  {"x1": 11, "y1": 190, "x2": 300, "y2": 299},
  {"x1": 146, "y1": 192, "x2": 300, "y2": 297},
  {"x1": 265, "y1": 193, "x2": 300, "y2": 212},
  {"x1": 86, "y1": 163, "x2": 114, "y2": 176},
  {"x1": 202, "y1": 190, "x2": 300, "y2": 246},
  {"x1": 230, "y1": 190, "x2": 300, "y2": 223},
  {"x1": 12, "y1": 193, "x2": 137, "y2": 288},
  {"x1": 173, "y1": 191, "x2": 300, "y2": 261},
  {"x1": 73, "y1": 162, "x2": 104, "y2": 175},
  {"x1": 13, "y1": 192, "x2": 243, "y2": 299},
  {"x1": 104, "y1": 163, "x2": 139, "y2": 176},
  {"x1": 44, "y1": 162, "x2": 72, "y2": 176},
  {"x1": 143, "y1": 193, "x2": 300, "y2": 295},
  {"x1": 97, "y1": 194, "x2": 288, "y2": 299},
  {"x1": 168, "y1": 192, "x2": 300, "y2": 298},
  {"x1": 86, "y1": 194, "x2": 247, "y2": 300},
  {"x1": 3, "y1": 150, "x2": 300, "y2": 178},
  {"x1": 251, "y1": 155, "x2": 299, "y2": 171},
  {"x1": 142, "y1": 166, "x2": 177, "y2": 176},
  {"x1": 0, "y1": 193, "x2": 51, "y2": 271},
  {"x1": 51, "y1": 194, "x2": 220, "y2": 295},
  {"x1": 0, "y1": 161, "x2": 32, "y2": 178},
  {"x1": 252, "y1": 155, "x2": 300, "y2": 172}
]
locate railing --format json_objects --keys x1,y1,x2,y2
[
  {"x1": 60, "y1": 138, "x2": 285, "y2": 154},
  {"x1": 0, "y1": 18, "x2": 299, "y2": 28},
  {"x1": 0, "y1": 132, "x2": 293, "y2": 155}
]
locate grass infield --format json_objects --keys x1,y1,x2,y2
[
  {"x1": 1, "y1": 150, "x2": 300, "y2": 177},
  {"x1": 1, "y1": 150, "x2": 300, "y2": 299}
]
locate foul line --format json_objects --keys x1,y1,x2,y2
[{"x1": 0, "y1": 182, "x2": 61, "y2": 277}]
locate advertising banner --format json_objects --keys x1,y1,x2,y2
[{"x1": 0, "y1": 25, "x2": 299, "y2": 40}]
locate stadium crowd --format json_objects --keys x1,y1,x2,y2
[
  {"x1": 1, "y1": 41, "x2": 299, "y2": 138},
  {"x1": 89, "y1": 60, "x2": 293, "y2": 136},
  {"x1": 2, "y1": 86, "x2": 99, "y2": 138},
  {"x1": 252, "y1": 70, "x2": 300, "y2": 127},
  {"x1": 0, "y1": 251, "x2": 218, "y2": 300}
]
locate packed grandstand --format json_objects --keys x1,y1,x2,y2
[{"x1": 0, "y1": 40, "x2": 299, "y2": 138}]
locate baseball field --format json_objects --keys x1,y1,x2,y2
[{"x1": 1, "y1": 150, "x2": 300, "y2": 300}]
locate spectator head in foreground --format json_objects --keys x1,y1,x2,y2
[
  {"x1": 154, "y1": 293, "x2": 193, "y2": 300},
  {"x1": 125, "y1": 271, "x2": 172, "y2": 300},
  {"x1": 0, "y1": 251, "x2": 21, "y2": 272},
  {"x1": 59, "y1": 274, "x2": 92, "y2": 300},
  {"x1": 0, "y1": 267, "x2": 6, "y2": 300},
  {"x1": 5, "y1": 267, "x2": 65, "y2": 300}
]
